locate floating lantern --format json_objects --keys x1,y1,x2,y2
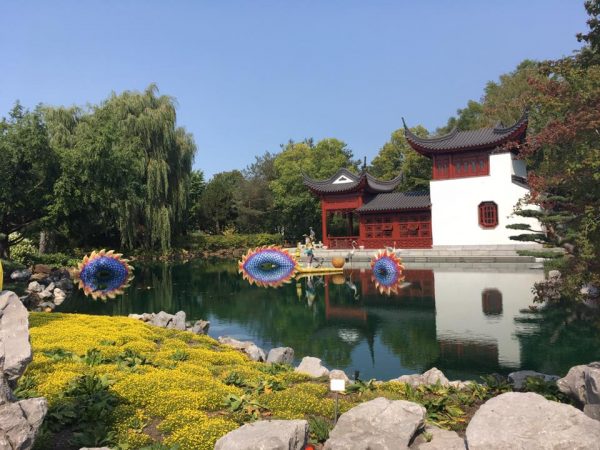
[
  {"x1": 238, "y1": 246, "x2": 298, "y2": 288},
  {"x1": 370, "y1": 249, "x2": 405, "y2": 295},
  {"x1": 74, "y1": 250, "x2": 134, "y2": 300}
]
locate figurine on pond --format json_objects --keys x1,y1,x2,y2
[{"x1": 309, "y1": 226, "x2": 316, "y2": 242}]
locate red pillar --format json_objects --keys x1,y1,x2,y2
[{"x1": 321, "y1": 199, "x2": 328, "y2": 246}]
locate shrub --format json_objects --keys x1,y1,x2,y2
[{"x1": 183, "y1": 232, "x2": 284, "y2": 251}]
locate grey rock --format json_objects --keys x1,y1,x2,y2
[
  {"x1": 38, "y1": 302, "x2": 55, "y2": 311},
  {"x1": 44, "y1": 282, "x2": 55, "y2": 293},
  {"x1": 52, "y1": 289, "x2": 67, "y2": 306},
  {"x1": 54, "y1": 278, "x2": 74, "y2": 292},
  {"x1": 169, "y1": 311, "x2": 186, "y2": 331},
  {"x1": 245, "y1": 344, "x2": 266, "y2": 362},
  {"x1": 329, "y1": 369, "x2": 351, "y2": 384},
  {"x1": 411, "y1": 425, "x2": 466, "y2": 450},
  {"x1": 392, "y1": 367, "x2": 450, "y2": 387},
  {"x1": 295, "y1": 356, "x2": 329, "y2": 378},
  {"x1": 0, "y1": 292, "x2": 32, "y2": 384},
  {"x1": 466, "y1": 392, "x2": 600, "y2": 449},
  {"x1": 26, "y1": 282, "x2": 43, "y2": 294},
  {"x1": 0, "y1": 397, "x2": 48, "y2": 450},
  {"x1": 151, "y1": 311, "x2": 174, "y2": 328},
  {"x1": 9, "y1": 270, "x2": 31, "y2": 282},
  {"x1": 217, "y1": 337, "x2": 266, "y2": 362},
  {"x1": 584, "y1": 404, "x2": 600, "y2": 421},
  {"x1": 214, "y1": 419, "x2": 308, "y2": 450},
  {"x1": 448, "y1": 380, "x2": 472, "y2": 390},
  {"x1": 324, "y1": 397, "x2": 426, "y2": 450},
  {"x1": 189, "y1": 320, "x2": 210, "y2": 335},
  {"x1": 557, "y1": 362, "x2": 600, "y2": 405},
  {"x1": 508, "y1": 370, "x2": 560, "y2": 390},
  {"x1": 267, "y1": 347, "x2": 294, "y2": 365},
  {"x1": 36, "y1": 289, "x2": 53, "y2": 300}
]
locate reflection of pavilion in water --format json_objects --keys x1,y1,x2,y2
[{"x1": 317, "y1": 267, "x2": 544, "y2": 377}]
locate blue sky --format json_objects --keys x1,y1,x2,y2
[{"x1": 0, "y1": 1, "x2": 587, "y2": 178}]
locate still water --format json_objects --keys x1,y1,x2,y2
[{"x1": 57, "y1": 259, "x2": 600, "y2": 381}]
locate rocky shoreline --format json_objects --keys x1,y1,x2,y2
[{"x1": 1, "y1": 298, "x2": 600, "y2": 449}]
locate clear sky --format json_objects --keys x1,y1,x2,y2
[{"x1": 0, "y1": 1, "x2": 587, "y2": 179}]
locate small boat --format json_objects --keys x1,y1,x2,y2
[{"x1": 296, "y1": 266, "x2": 344, "y2": 274}]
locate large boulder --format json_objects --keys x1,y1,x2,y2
[
  {"x1": 294, "y1": 356, "x2": 329, "y2": 378},
  {"x1": 411, "y1": 425, "x2": 466, "y2": 450},
  {"x1": 151, "y1": 311, "x2": 174, "y2": 328},
  {"x1": 0, "y1": 398, "x2": 48, "y2": 450},
  {"x1": 324, "y1": 397, "x2": 426, "y2": 450},
  {"x1": 26, "y1": 282, "x2": 43, "y2": 294},
  {"x1": 557, "y1": 362, "x2": 600, "y2": 420},
  {"x1": 267, "y1": 347, "x2": 294, "y2": 365},
  {"x1": 329, "y1": 369, "x2": 351, "y2": 384},
  {"x1": 214, "y1": 419, "x2": 308, "y2": 450},
  {"x1": 188, "y1": 320, "x2": 210, "y2": 335},
  {"x1": 391, "y1": 368, "x2": 450, "y2": 387},
  {"x1": 0, "y1": 291, "x2": 47, "y2": 450},
  {"x1": 218, "y1": 337, "x2": 266, "y2": 362},
  {"x1": 0, "y1": 291, "x2": 32, "y2": 385},
  {"x1": 169, "y1": 311, "x2": 186, "y2": 331},
  {"x1": 508, "y1": 370, "x2": 560, "y2": 390},
  {"x1": 466, "y1": 392, "x2": 600, "y2": 449}
]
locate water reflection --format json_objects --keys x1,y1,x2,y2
[{"x1": 57, "y1": 260, "x2": 600, "y2": 380}]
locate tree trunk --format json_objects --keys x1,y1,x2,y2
[
  {"x1": 0, "y1": 234, "x2": 9, "y2": 259},
  {"x1": 39, "y1": 230, "x2": 53, "y2": 254}
]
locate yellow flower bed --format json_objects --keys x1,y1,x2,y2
[{"x1": 27, "y1": 313, "x2": 353, "y2": 449}]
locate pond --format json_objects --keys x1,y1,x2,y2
[{"x1": 55, "y1": 259, "x2": 600, "y2": 381}]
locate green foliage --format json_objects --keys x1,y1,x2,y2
[
  {"x1": 370, "y1": 126, "x2": 432, "y2": 192},
  {"x1": 44, "y1": 373, "x2": 119, "y2": 447},
  {"x1": 308, "y1": 415, "x2": 331, "y2": 443},
  {"x1": 183, "y1": 232, "x2": 283, "y2": 251},
  {"x1": 221, "y1": 393, "x2": 268, "y2": 419},
  {"x1": 270, "y1": 138, "x2": 359, "y2": 240},
  {"x1": 14, "y1": 375, "x2": 39, "y2": 399},
  {"x1": 115, "y1": 349, "x2": 154, "y2": 370},
  {"x1": 7, "y1": 234, "x2": 37, "y2": 265},
  {"x1": 170, "y1": 349, "x2": 190, "y2": 362},
  {"x1": 257, "y1": 363, "x2": 293, "y2": 376},
  {"x1": 0, "y1": 104, "x2": 58, "y2": 258},
  {"x1": 521, "y1": 376, "x2": 570, "y2": 402},
  {"x1": 345, "y1": 378, "x2": 377, "y2": 396}
]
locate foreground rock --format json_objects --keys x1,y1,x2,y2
[
  {"x1": 466, "y1": 392, "x2": 600, "y2": 449},
  {"x1": 267, "y1": 347, "x2": 294, "y2": 364},
  {"x1": 410, "y1": 425, "x2": 466, "y2": 450},
  {"x1": 129, "y1": 311, "x2": 210, "y2": 335},
  {"x1": 508, "y1": 370, "x2": 560, "y2": 390},
  {"x1": 294, "y1": 356, "x2": 329, "y2": 378},
  {"x1": 391, "y1": 367, "x2": 449, "y2": 387},
  {"x1": 0, "y1": 291, "x2": 48, "y2": 450},
  {"x1": 324, "y1": 397, "x2": 426, "y2": 450},
  {"x1": 557, "y1": 361, "x2": 600, "y2": 420},
  {"x1": 9, "y1": 270, "x2": 31, "y2": 283},
  {"x1": 218, "y1": 336, "x2": 266, "y2": 362},
  {"x1": 214, "y1": 419, "x2": 308, "y2": 450}
]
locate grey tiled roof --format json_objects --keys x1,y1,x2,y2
[
  {"x1": 356, "y1": 191, "x2": 431, "y2": 213},
  {"x1": 303, "y1": 168, "x2": 402, "y2": 194},
  {"x1": 403, "y1": 110, "x2": 528, "y2": 156}
]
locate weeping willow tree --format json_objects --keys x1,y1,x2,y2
[
  {"x1": 108, "y1": 85, "x2": 196, "y2": 250},
  {"x1": 45, "y1": 85, "x2": 196, "y2": 251}
]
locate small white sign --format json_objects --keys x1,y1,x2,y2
[{"x1": 330, "y1": 378, "x2": 346, "y2": 392}]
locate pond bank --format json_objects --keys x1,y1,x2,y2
[{"x1": 4, "y1": 299, "x2": 598, "y2": 450}]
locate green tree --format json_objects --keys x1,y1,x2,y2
[
  {"x1": 0, "y1": 103, "x2": 58, "y2": 258},
  {"x1": 185, "y1": 170, "x2": 206, "y2": 232},
  {"x1": 370, "y1": 125, "x2": 432, "y2": 191},
  {"x1": 577, "y1": 0, "x2": 600, "y2": 67},
  {"x1": 270, "y1": 138, "x2": 359, "y2": 240},
  {"x1": 237, "y1": 152, "x2": 277, "y2": 233},
  {"x1": 201, "y1": 170, "x2": 244, "y2": 233},
  {"x1": 46, "y1": 85, "x2": 196, "y2": 251}
]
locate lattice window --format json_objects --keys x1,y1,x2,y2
[{"x1": 478, "y1": 202, "x2": 498, "y2": 228}]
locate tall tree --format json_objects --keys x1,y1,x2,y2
[
  {"x1": 270, "y1": 138, "x2": 359, "y2": 240},
  {"x1": 201, "y1": 170, "x2": 244, "y2": 233},
  {"x1": 577, "y1": 0, "x2": 600, "y2": 67},
  {"x1": 46, "y1": 85, "x2": 196, "y2": 251},
  {"x1": 0, "y1": 103, "x2": 58, "y2": 258},
  {"x1": 370, "y1": 125, "x2": 432, "y2": 191},
  {"x1": 185, "y1": 170, "x2": 206, "y2": 232},
  {"x1": 237, "y1": 151, "x2": 277, "y2": 233}
]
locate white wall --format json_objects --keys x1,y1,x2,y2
[
  {"x1": 433, "y1": 269, "x2": 544, "y2": 369},
  {"x1": 430, "y1": 153, "x2": 540, "y2": 246}
]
